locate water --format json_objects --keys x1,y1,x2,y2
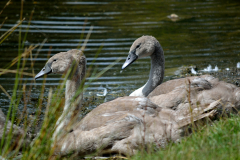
[{"x1": 0, "y1": 0, "x2": 240, "y2": 114}]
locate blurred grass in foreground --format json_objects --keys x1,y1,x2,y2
[{"x1": 0, "y1": 1, "x2": 119, "y2": 159}]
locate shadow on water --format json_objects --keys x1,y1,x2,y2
[{"x1": 0, "y1": 0, "x2": 240, "y2": 115}]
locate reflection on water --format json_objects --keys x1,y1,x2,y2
[{"x1": 0, "y1": 0, "x2": 240, "y2": 113}]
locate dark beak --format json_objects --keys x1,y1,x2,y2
[
  {"x1": 35, "y1": 63, "x2": 52, "y2": 80},
  {"x1": 122, "y1": 51, "x2": 138, "y2": 70}
]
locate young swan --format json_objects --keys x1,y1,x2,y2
[
  {"x1": 122, "y1": 35, "x2": 240, "y2": 112},
  {"x1": 35, "y1": 49, "x2": 220, "y2": 157},
  {"x1": 122, "y1": 36, "x2": 165, "y2": 97},
  {"x1": 35, "y1": 49, "x2": 86, "y2": 140}
]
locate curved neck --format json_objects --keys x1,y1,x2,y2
[
  {"x1": 54, "y1": 63, "x2": 85, "y2": 139},
  {"x1": 130, "y1": 42, "x2": 164, "y2": 97}
]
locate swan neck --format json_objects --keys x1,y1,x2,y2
[
  {"x1": 65, "y1": 77, "x2": 82, "y2": 111},
  {"x1": 142, "y1": 43, "x2": 164, "y2": 97},
  {"x1": 54, "y1": 64, "x2": 84, "y2": 139}
]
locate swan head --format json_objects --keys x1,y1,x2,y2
[
  {"x1": 35, "y1": 49, "x2": 86, "y2": 80},
  {"x1": 122, "y1": 35, "x2": 157, "y2": 69}
]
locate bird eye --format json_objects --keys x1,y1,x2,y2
[
  {"x1": 53, "y1": 59, "x2": 57, "y2": 62},
  {"x1": 136, "y1": 44, "x2": 141, "y2": 49}
]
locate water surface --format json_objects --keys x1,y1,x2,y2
[{"x1": 0, "y1": 0, "x2": 240, "y2": 114}]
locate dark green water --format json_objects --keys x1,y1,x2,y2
[{"x1": 0, "y1": 0, "x2": 240, "y2": 114}]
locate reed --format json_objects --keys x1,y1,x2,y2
[{"x1": 0, "y1": 1, "x2": 120, "y2": 159}]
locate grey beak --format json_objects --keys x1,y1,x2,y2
[
  {"x1": 35, "y1": 63, "x2": 52, "y2": 80},
  {"x1": 122, "y1": 51, "x2": 138, "y2": 70}
]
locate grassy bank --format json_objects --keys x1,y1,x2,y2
[{"x1": 131, "y1": 115, "x2": 240, "y2": 160}]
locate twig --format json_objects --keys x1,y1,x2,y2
[
  {"x1": 0, "y1": 68, "x2": 35, "y2": 76},
  {"x1": 0, "y1": 0, "x2": 11, "y2": 15},
  {"x1": 0, "y1": 17, "x2": 8, "y2": 29},
  {"x1": 80, "y1": 25, "x2": 94, "y2": 51},
  {"x1": 0, "y1": 85, "x2": 11, "y2": 100},
  {"x1": 0, "y1": 18, "x2": 25, "y2": 44}
]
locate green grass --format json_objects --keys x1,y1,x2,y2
[{"x1": 131, "y1": 115, "x2": 240, "y2": 160}]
